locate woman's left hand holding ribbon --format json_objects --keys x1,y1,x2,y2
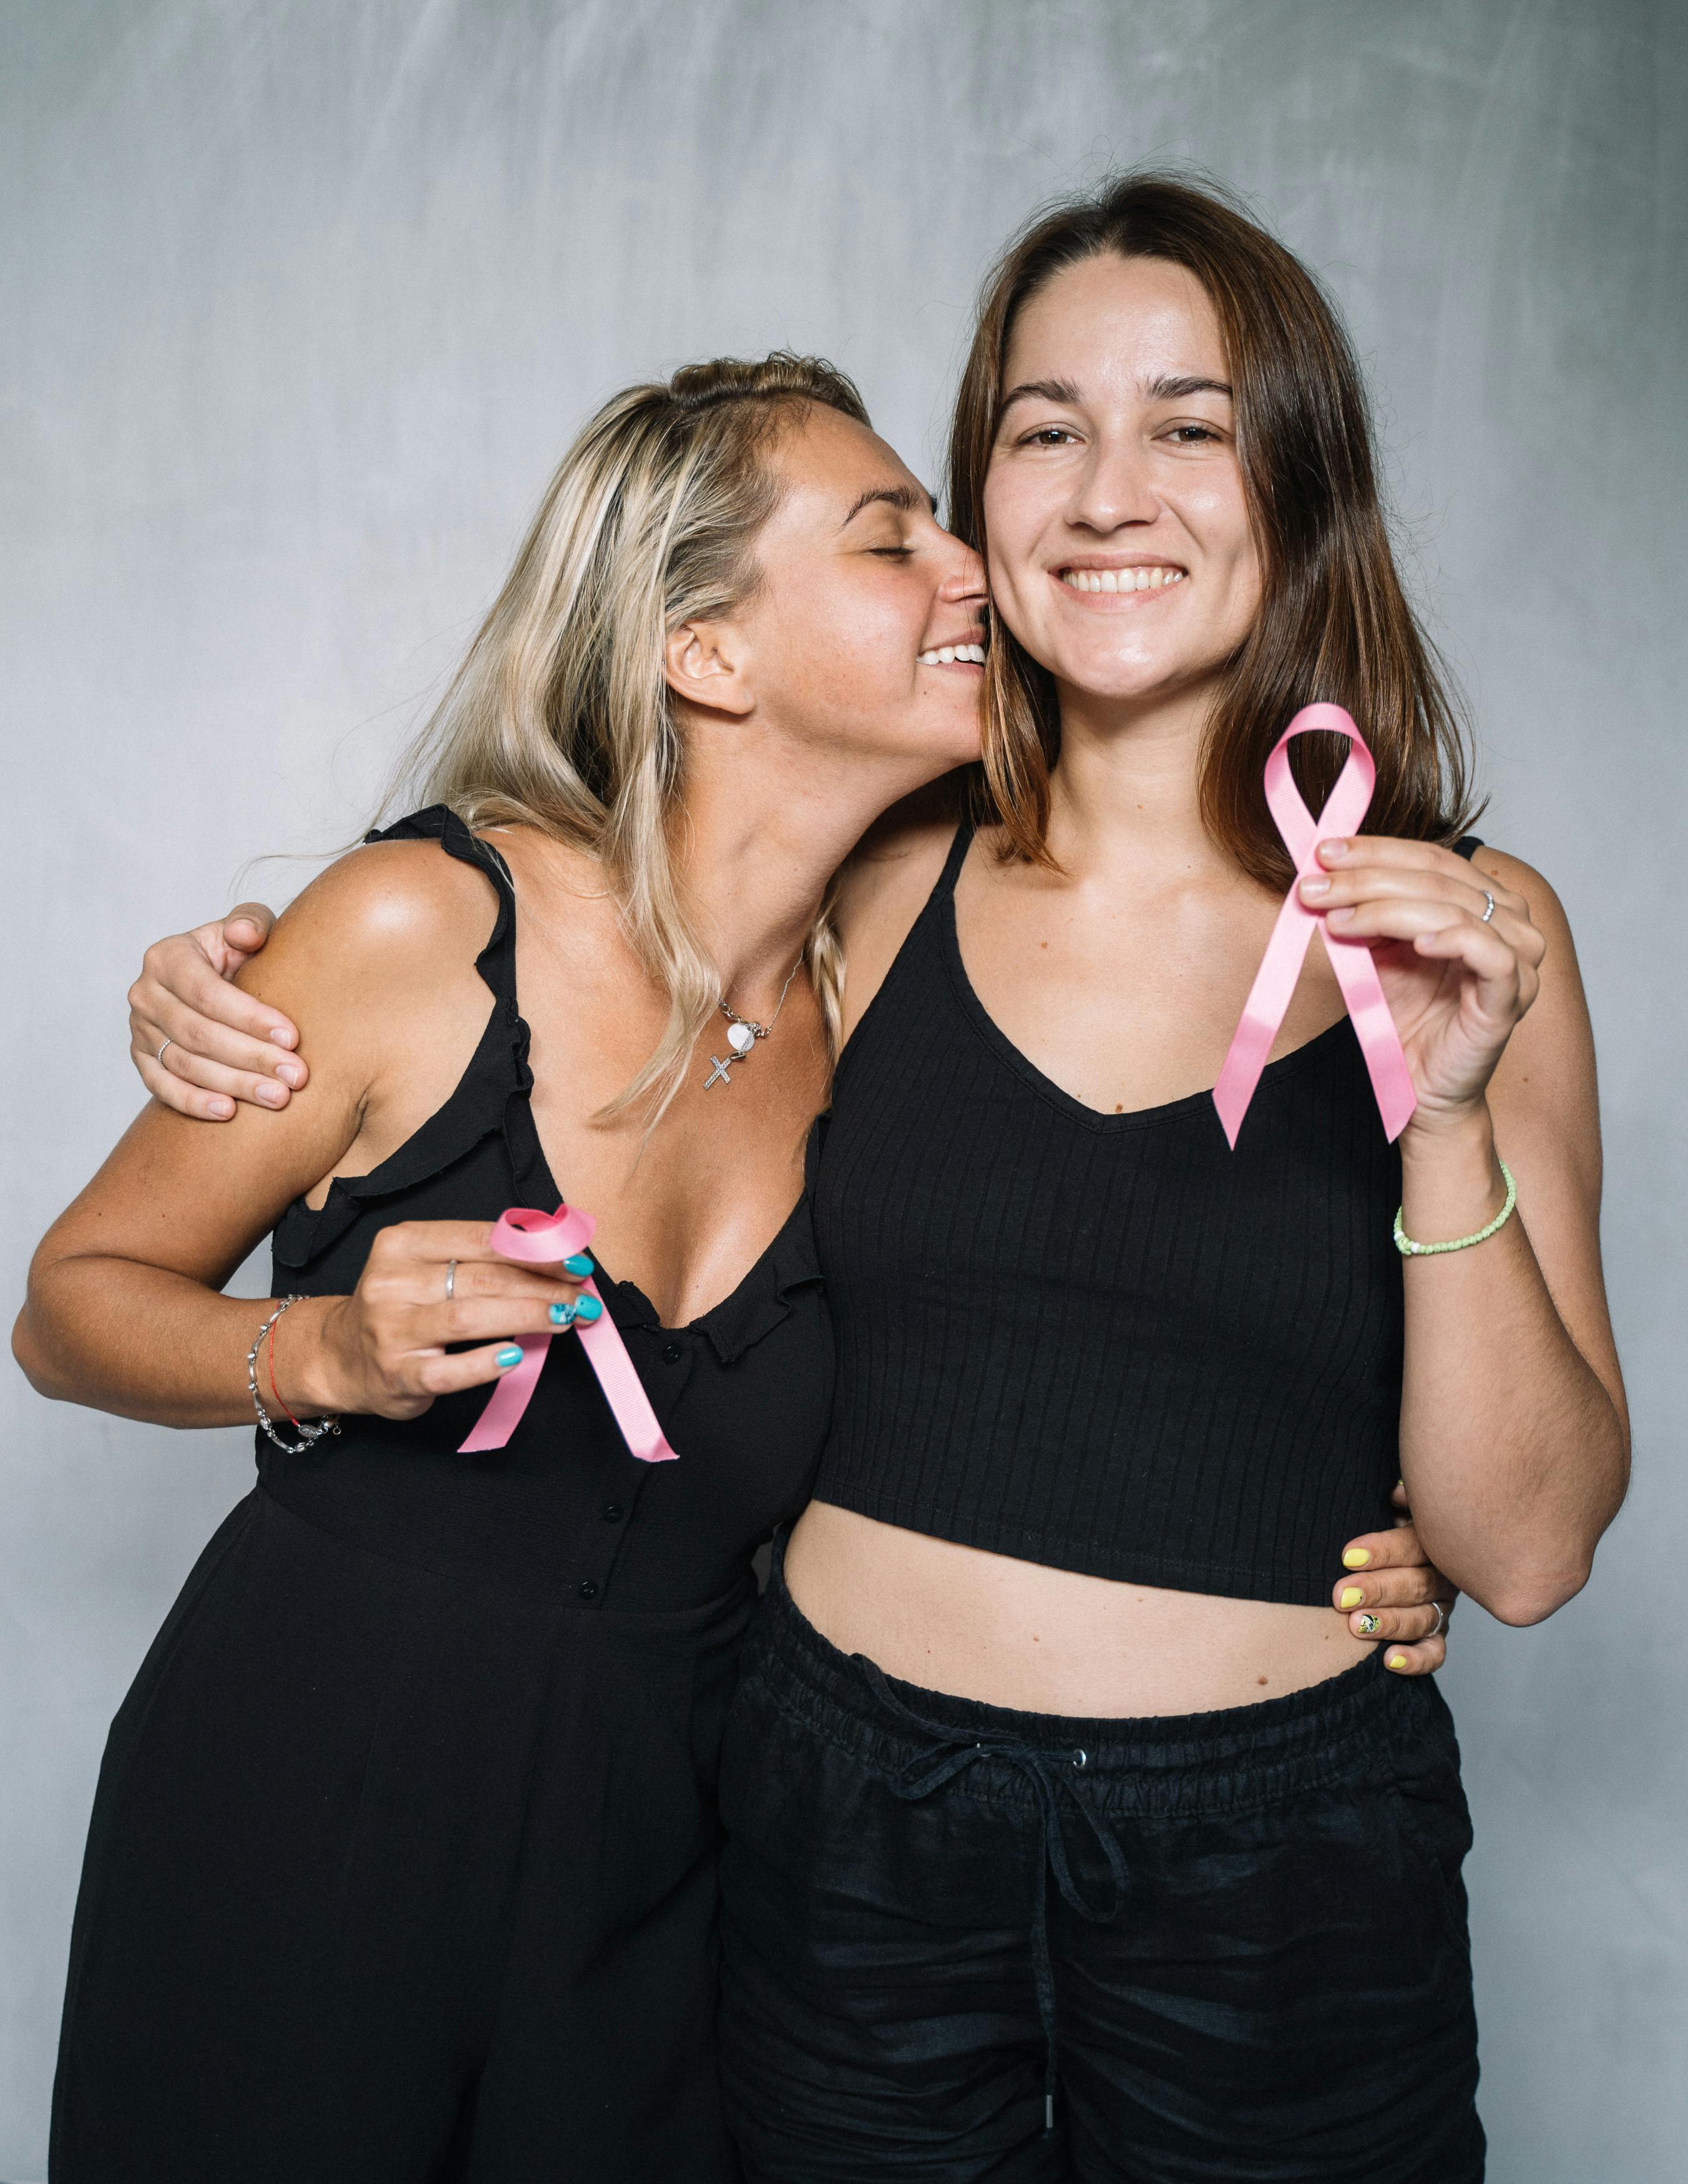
[
  {"x1": 1297, "y1": 837, "x2": 1546, "y2": 1139},
  {"x1": 280, "y1": 1217, "x2": 598, "y2": 1426}
]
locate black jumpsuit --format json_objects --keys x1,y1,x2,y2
[{"x1": 51, "y1": 808, "x2": 831, "y2": 2183}]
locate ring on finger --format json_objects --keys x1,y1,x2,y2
[
  {"x1": 1426, "y1": 1599, "x2": 1448, "y2": 1639},
  {"x1": 444, "y1": 1259, "x2": 457, "y2": 1303},
  {"x1": 157, "y1": 1037, "x2": 173, "y2": 1066},
  {"x1": 1480, "y1": 890, "x2": 1496, "y2": 925}
]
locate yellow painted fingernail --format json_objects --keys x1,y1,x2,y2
[
  {"x1": 1342, "y1": 1548, "x2": 1372, "y2": 1569},
  {"x1": 1387, "y1": 1653, "x2": 1410, "y2": 1670},
  {"x1": 1340, "y1": 1587, "x2": 1365, "y2": 1609}
]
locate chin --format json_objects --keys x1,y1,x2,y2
[{"x1": 1054, "y1": 637, "x2": 1231, "y2": 705}]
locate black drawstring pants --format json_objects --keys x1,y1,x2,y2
[{"x1": 718, "y1": 1561, "x2": 1484, "y2": 2182}]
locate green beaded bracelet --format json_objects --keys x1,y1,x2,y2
[{"x1": 1393, "y1": 1160, "x2": 1516, "y2": 1257}]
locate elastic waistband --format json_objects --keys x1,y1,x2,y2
[{"x1": 747, "y1": 1550, "x2": 1443, "y2": 1820}]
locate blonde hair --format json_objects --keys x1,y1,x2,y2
[{"x1": 391, "y1": 353, "x2": 869, "y2": 1119}]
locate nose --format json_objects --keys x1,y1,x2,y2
[
  {"x1": 939, "y1": 540, "x2": 988, "y2": 614},
  {"x1": 1068, "y1": 431, "x2": 1158, "y2": 535}
]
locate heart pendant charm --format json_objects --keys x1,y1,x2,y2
[{"x1": 726, "y1": 1022, "x2": 755, "y2": 1056}]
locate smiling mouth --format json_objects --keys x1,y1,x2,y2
[
  {"x1": 916, "y1": 642, "x2": 987, "y2": 667},
  {"x1": 1056, "y1": 563, "x2": 1186, "y2": 595}
]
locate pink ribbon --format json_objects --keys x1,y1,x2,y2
[
  {"x1": 458, "y1": 1207, "x2": 679, "y2": 1463},
  {"x1": 1212, "y1": 704, "x2": 1417, "y2": 1149}
]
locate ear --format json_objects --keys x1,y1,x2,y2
[{"x1": 663, "y1": 619, "x2": 755, "y2": 719}]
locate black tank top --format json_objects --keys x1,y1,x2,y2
[
  {"x1": 811, "y1": 823, "x2": 1482, "y2": 1609},
  {"x1": 262, "y1": 808, "x2": 830, "y2": 1610}
]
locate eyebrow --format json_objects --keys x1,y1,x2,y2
[
  {"x1": 998, "y1": 371, "x2": 1233, "y2": 416},
  {"x1": 999, "y1": 378, "x2": 1082, "y2": 415},
  {"x1": 840, "y1": 482, "x2": 935, "y2": 527},
  {"x1": 1143, "y1": 373, "x2": 1232, "y2": 400}
]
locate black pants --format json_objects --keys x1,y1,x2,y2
[
  {"x1": 52, "y1": 1488, "x2": 750, "y2": 2183},
  {"x1": 718, "y1": 1561, "x2": 1483, "y2": 2182}
]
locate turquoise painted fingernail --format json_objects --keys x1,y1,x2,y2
[
  {"x1": 549, "y1": 1301, "x2": 577, "y2": 1327},
  {"x1": 495, "y1": 1345, "x2": 524, "y2": 1368},
  {"x1": 563, "y1": 1253, "x2": 594, "y2": 1277},
  {"x1": 573, "y1": 1294, "x2": 603, "y2": 1324}
]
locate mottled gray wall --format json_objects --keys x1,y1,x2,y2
[{"x1": 3, "y1": 1, "x2": 1683, "y2": 2175}]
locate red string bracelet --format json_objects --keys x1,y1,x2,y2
[{"x1": 269, "y1": 1305, "x2": 306, "y2": 1431}]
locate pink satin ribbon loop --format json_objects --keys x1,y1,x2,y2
[
  {"x1": 1212, "y1": 704, "x2": 1417, "y2": 1149},
  {"x1": 458, "y1": 1207, "x2": 680, "y2": 1463}
]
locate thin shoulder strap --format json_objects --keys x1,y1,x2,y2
[
  {"x1": 934, "y1": 818, "x2": 976, "y2": 902},
  {"x1": 1450, "y1": 834, "x2": 1485, "y2": 862}
]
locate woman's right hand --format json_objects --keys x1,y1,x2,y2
[
  {"x1": 285, "y1": 1221, "x2": 601, "y2": 1422},
  {"x1": 129, "y1": 904, "x2": 305, "y2": 1119}
]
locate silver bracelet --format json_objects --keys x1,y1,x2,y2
[{"x1": 246, "y1": 1296, "x2": 340, "y2": 1455}]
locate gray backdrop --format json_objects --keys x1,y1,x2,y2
[{"x1": 4, "y1": 1, "x2": 1684, "y2": 2175}]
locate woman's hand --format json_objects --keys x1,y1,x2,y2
[
  {"x1": 129, "y1": 904, "x2": 304, "y2": 1119},
  {"x1": 285, "y1": 1220, "x2": 601, "y2": 1423},
  {"x1": 1299, "y1": 838, "x2": 1546, "y2": 1133},
  {"x1": 1335, "y1": 1483, "x2": 1458, "y2": 1676}
]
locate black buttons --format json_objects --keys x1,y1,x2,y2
[
  {"x1": 577, "y1": 1579, "x2": 598, "y2": 1601},
  {"x1": 601, "y1": 1502, "x2": 625, "y2": 1523},
  {"x1": 662, "y1": 1340, "x2": 683, "y2": 1364}
]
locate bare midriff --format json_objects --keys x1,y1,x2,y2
[{"x1": 784, "y1": 1503, "x2": 1370, "y2": 1718}]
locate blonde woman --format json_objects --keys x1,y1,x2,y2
[{"x1": 16, "y1": 355, "x2": 990, "y2": 2182}]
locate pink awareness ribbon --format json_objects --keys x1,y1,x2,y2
[
  {"x1": 1211, "y1": 704, "x2": 1417, "y2": 1149},
  {"x1": 458, "y1": 1207, "x2": 680, "y2": 1463}
]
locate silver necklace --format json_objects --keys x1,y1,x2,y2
[{"x1": 703, "y1": 960, "x2": 803, "y2": 1089}]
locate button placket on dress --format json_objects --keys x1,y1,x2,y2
[{"x1": 567, "y1": 1327, "x2": 695, "y2": 1607}]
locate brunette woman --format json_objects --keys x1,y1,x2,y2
[
  {"x1": 15, "y1": 353, "x2": 991, "y2": 2182},
  {"x1": 706, "y1": 178, "x2": 1627, "y2": 2180}
]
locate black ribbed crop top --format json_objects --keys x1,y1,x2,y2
[{"x1": 811, "y1": 823, "x2": 1481, "y2": 1608}]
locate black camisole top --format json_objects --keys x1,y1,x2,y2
[
  {"x1": 261, "y1": 808, "x2": 830, "y2": 1611},
  {"x1": 811, "y1": 822, "x2": 1481, "y2": 1609}
]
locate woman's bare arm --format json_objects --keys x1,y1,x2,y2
[
  {"x1": 1321, "y1": 845, "x2": 1628, "y2": 1624},
  {"x1": 17, "y1": 844, "x2": 588, "y2": 1426}
]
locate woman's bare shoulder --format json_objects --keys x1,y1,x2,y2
[
  {"x1": 832, "y1": 780, "x2": 967, "y2": 1040},
  {"x1": 230, "y1": 835, "x2": 498, "y2": 1039}
]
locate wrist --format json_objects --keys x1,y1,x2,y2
[
  {"x1": 267, "y1": 1295, "x2": 345, "y2": 1419},
  {"x1": 1400, "y1": 1095, "x2": 1495, "y2": 1161},
  {"x1": 1398, "y1": 1105, "x2": 1508, "y2": 1243}
]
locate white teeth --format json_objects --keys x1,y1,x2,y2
[
  {"x1": 917, "y1": 643, "x2": 987, "y2": 667},
  {"x1": 1061, "y1": 566, "x2": 1183, "y2": 593},
  {"x1": 937, "y1": 646, "x2": 955, "y2": 664}
]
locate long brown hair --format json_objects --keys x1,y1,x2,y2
[{"x1": 947, "y1": 172, "x2": 1478, "y2": 881}]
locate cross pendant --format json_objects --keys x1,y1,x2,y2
[{"x1": 704, "y1": 1055, "x2": 734, "y2": 1089}]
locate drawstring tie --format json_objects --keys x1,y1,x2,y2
[{"x1": 854, "y1": 1657, "x2": 1128, "y2": 2137}]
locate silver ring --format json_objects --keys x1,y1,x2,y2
[
  {"x1": 444, "y1": 1259, "x2": 457, "y2": 1303},
  {"x1": 1480, "y1": 891, "x2": 1496, "y2": 924},
  {"x1": 156, "y1": 1037, "x2": 172, "y2": 1066},
  {"x1": 1427, "y1": 1600, "x2": 1448, "y2": 1639}
]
